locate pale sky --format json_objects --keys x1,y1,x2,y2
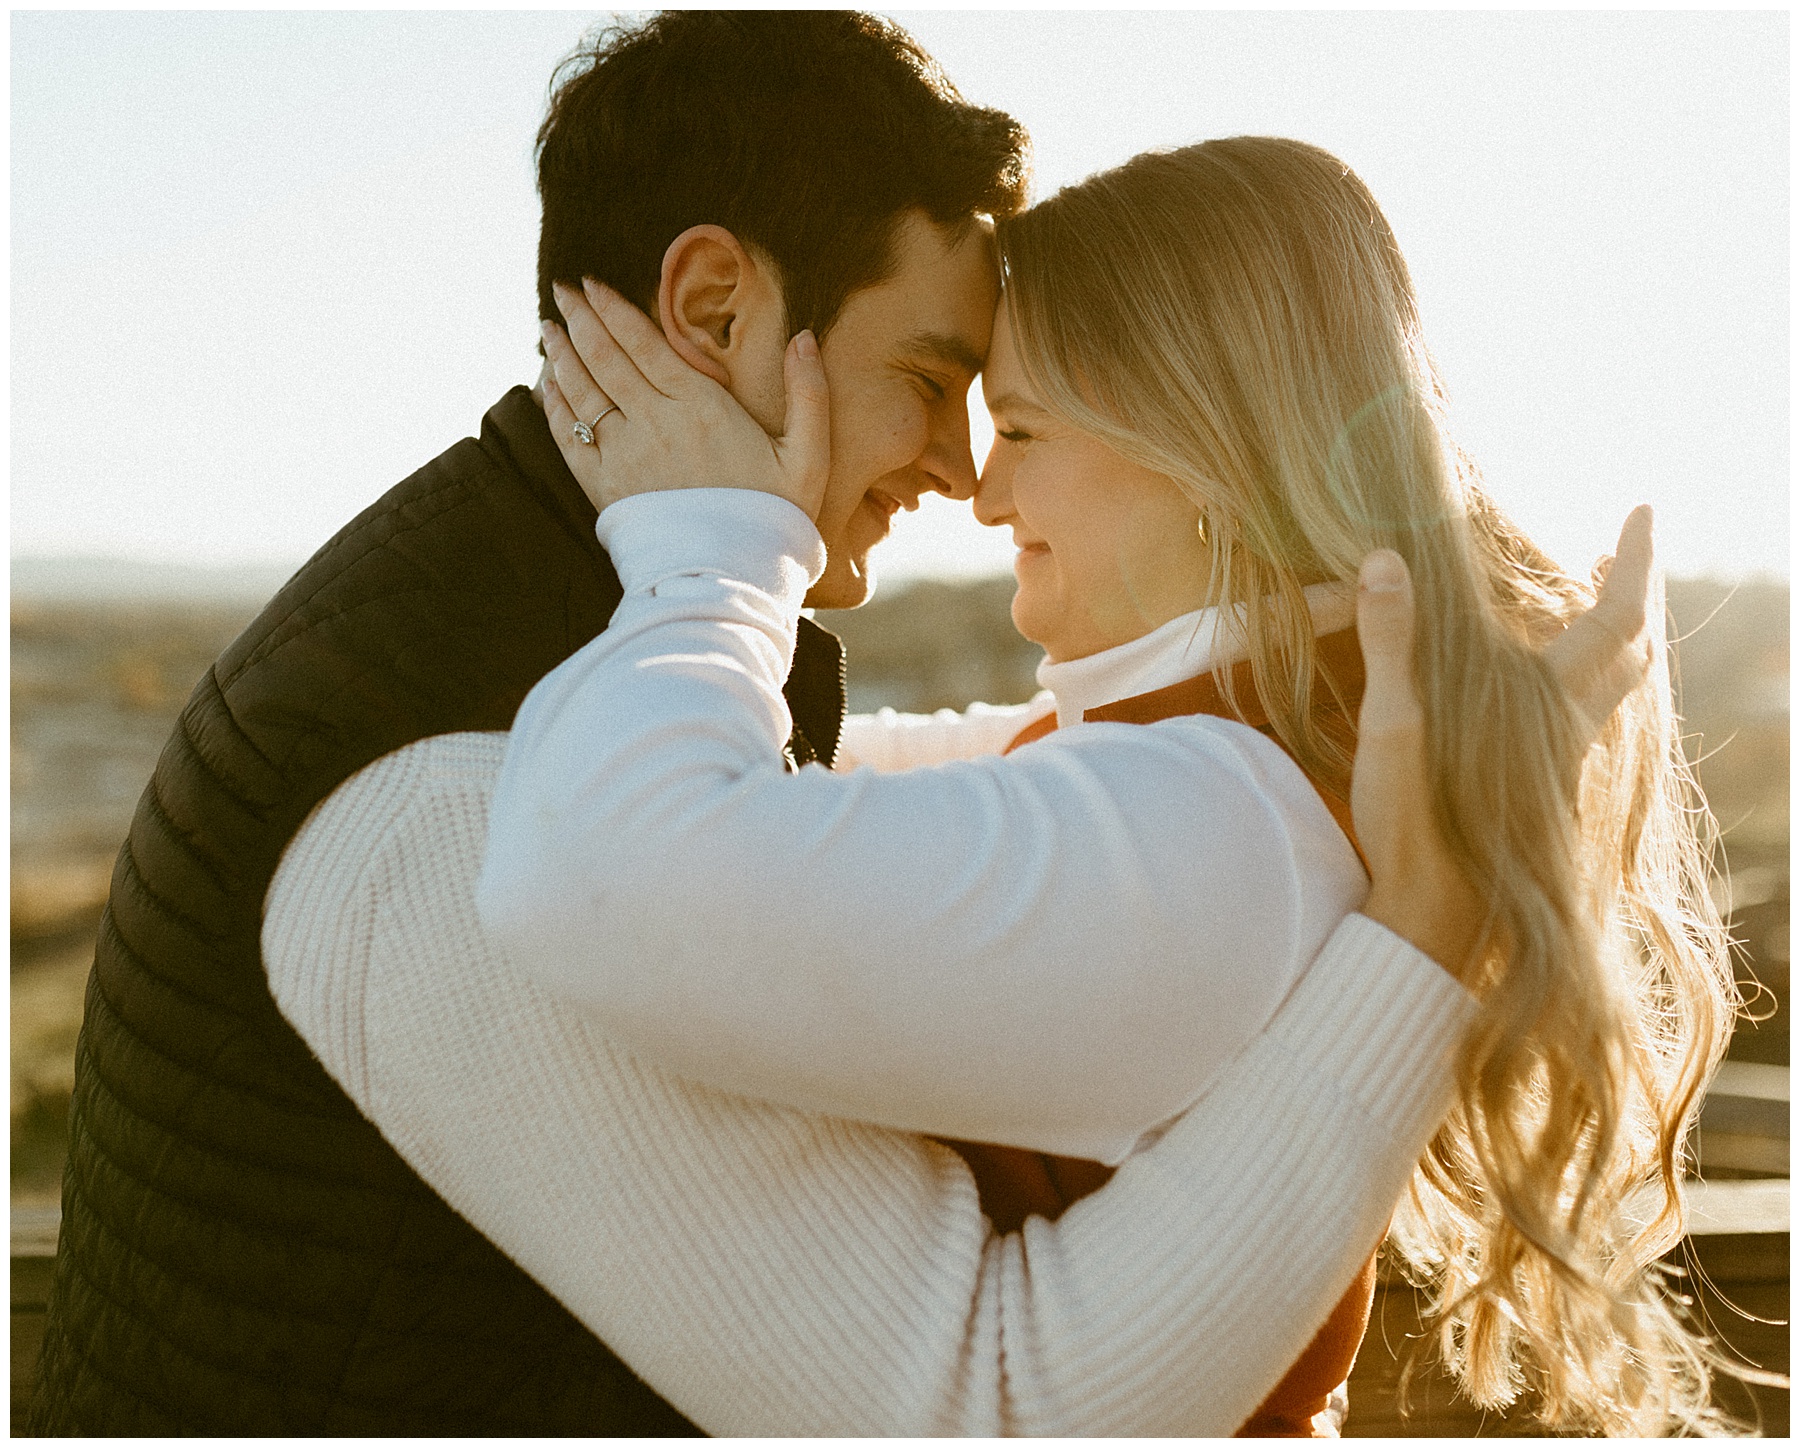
[{"x1": 10, "y1": 9, "x2": 1789, "y2": 586}]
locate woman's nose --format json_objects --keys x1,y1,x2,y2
[{"x1": 972, "y1": 440, "x2": 1015, "y2": 527}]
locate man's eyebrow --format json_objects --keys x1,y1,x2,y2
[{"x1": 900, "y1": 330, "x2": 986, "y2": 377}]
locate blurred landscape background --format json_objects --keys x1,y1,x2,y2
[{"x1": 12, "y1": 566, "x2": 1788, "y2": 1206}]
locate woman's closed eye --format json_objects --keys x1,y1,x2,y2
[{"x1": 996, "y1": 427, "x2": 1033, "y2": 444}]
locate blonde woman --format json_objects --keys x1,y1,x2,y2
[{"x1": 496, "y1": 138, "x2": 1737, "y2": 1435}]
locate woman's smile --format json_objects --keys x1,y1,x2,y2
[{"x1": 975, "y1": 298, "x2": 1210, "y2": 663}]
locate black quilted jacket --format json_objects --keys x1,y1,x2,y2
[{"x1": 28, "y1": 387, "x2": 846, "y2": 1435}]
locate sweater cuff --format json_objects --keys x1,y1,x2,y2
[
  {"x1": 1270, "y1": 913, "x2": 1478, "y2": 1141},
  {"x1": 595, "y1": 489, "x2": 827, "y2": 603}
]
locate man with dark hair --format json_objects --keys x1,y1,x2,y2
[
  {"x1": 536, "y1": 10, "x2": 1030, "y2": 611},
  {"x1": 29, "y1": 12, "x2": 1029, "y2": 1433}
]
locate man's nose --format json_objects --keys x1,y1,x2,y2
[{"x1": 919, "y1": 400, "x2": 979, "y2": 502}]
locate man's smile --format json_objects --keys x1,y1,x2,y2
[{"x1": 863, "y1": 487, "x2": 921, "y2": 523}]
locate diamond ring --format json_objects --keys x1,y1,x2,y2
[{"x1": 571, "y1": 404, "x2": 621, "y2": 446}]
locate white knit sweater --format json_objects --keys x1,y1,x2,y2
[
  {"x1": 262, "y1": 488, "x2": 1478, "y2": 1434},
  {"x1": 479, "y1": 492, "x2": 1371, "y2": 1164}
]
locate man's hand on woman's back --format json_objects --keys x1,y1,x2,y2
[{"x1": 1351, "y1": 507, "x2": 1655, "y2": 981}]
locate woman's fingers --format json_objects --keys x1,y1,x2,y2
[
  {"x1": 772, "y1": 331, "x2": 831, "y2": 519},
  {"x1": 541, "y1": 372, "x2": 575, "y2": 438},
  {"x1": 552, "y1": 281, "x2": 656, "y2": 413},
  {"x1": 582, "y1": 279, "x2": 708, "y2": 398},
  {"x1": 540, "y1": 372, "x2": 612, "y2": 514},
  {"x1": 537, "y1": 282, "x2": 834, "y2": 521},
  {"x1": 541, "y1": 317, "x2": 620, "y2": 440}
]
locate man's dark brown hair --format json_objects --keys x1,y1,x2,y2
[{"x1": 536, "y1": 10, "x2": 1030, "y2": 340}]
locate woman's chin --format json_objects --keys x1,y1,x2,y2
[{"x1": 1009, "y1": 586, "x2": 1058, "y2": 656}]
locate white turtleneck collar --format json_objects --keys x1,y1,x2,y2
[{"x1": 1037, "y1": 583, "x2": 1357, "y2": 731}]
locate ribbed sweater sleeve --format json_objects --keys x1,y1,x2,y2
[{"x1": 265, "y1": 731, "x2": 1476, "y2": 1435}]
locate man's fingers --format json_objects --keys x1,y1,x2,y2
[
  {"x1": 583, "y1": 279, "x2": 705, "y2": 398},
  {"x1": 1542, "y1": 505, "x2": 1655, "y2": 744},
  {"x1": 1588, "y1": 503, "x2": 1653, "y2": 647},
  {"x1": 1354, "y1": 550, "x2": 1423, "y2": 737},
  {"x1": 774, "y1": 331, "x2": 831, "y2": 517}
]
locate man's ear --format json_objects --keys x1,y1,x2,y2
[{"x1": 656, "y1": 225, "x2": 786, "y2": 399}]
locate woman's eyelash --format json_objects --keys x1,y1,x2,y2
[{"x1": 997, "y1": 428, "x2": 1032, "y2": 443}]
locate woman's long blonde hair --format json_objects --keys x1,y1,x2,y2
[{"x1": 997, "y1": 137, "x2": 1742, "y2": 1435}]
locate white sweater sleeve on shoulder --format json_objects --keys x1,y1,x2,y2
[
  {"x1": 479, "y1": 490, "x2": 1367, "y2": 1165},
  {"x1": 835, "y1": 694, "x2": 1056, "y2": 773},
  {"x1": 265, "y1": 738, "x2": 1477, "y2": 1436}
]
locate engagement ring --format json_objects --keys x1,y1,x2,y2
[{"x1": 571, "y1": 404, "x2": 620, "y2": 446}]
